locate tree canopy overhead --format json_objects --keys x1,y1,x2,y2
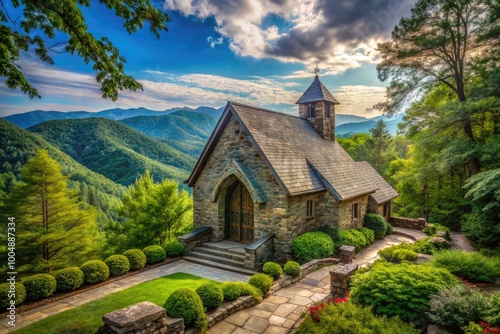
[{"x1": 0, "y1": 0, "x2": 170, "y2": 100}]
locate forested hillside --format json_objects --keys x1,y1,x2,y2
[{"x1": 28, "y1": 118, "x2": 196, "y2": 186}]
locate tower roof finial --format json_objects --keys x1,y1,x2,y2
[{"x1": 313, "y1": 64, "x2": 320, "y2": 77}]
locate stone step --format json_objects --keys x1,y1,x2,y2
[
  {"x1": 188, "y1": 250, "x2": 246, "y2": 268},
  {"x1": 200, "y1": 241, "x2": 246, "y2": 256},
  {"x1": 182, "y1": 256, "x2": 256, "y2": 276},
  {"x1": 193, "y1": 246, "x2": 246, "y2": 262}
]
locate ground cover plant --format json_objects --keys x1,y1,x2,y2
[
  {"x1": 292, "y1": 231, "x2": 333, "y2": 263},
  {"x1": 14, "y1": 273, "x2": 217, "y2": 334}
]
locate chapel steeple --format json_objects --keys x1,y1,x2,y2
[{"x1": 295, "y1": 70, "x2": 339, "y2": 141}]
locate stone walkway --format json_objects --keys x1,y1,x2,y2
[
  {"x1": 0, "y1": 260, "x2": 250, "y2": 334},
  {"x1": 450, "y1": 231, "x2": 475, "y2": 252},
  {"x1": 208, "y1": 230, "x2": 426, "y2": 334}
]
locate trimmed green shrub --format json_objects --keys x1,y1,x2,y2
[
  {"x1": 386, "y1": 222, "x2": 394, "y2": 234},
  {"x1": 221, "y1": 282, "x2": 241, "y2": 301},
  {"x1": 262, "y1": 262, "x2": 283, "y2": 279},
  {"x1": 249, "y1": 273, "x2": 273, "y2": 295},
  {"x1": 80, "y1": 260, "x2": 110, "y2": 284},
  {"x1": 430, "y1": 250, "x2": 500, "y2": 283},
  {"x1": 424, "y1": 223, "x2": 451, "y2": 240},
  {"x1": 292, "y1": 231, "x2": 334, "y2": 263},
  {"x1": 338, "y1": 229, "x2": 366, "y2": 252},
  {"x1": 164, "y1": 288, "x2": 207, "y2": 331},
  {"x1": 358, "y1": 227, "x2": 375, "y2": 244},
  {"x1": 195, "y1": 283, "x2": 223, "y2": 309},
  {"x1": 296, "y1": 301, "x2": 419, "y2": 334},
  {"x1": 233, "y1": 282, "x2": 263, "y2": 300},
  {"x1": 123, "y1": 249, "x2": 147, "y2": 271},
  {"x1": 392, "y1": 249, "x2": 418, "y2": 261},
  {"x1": 314, "y1": 225, "x2": 340, "y2": 244},
  {"x1": 143, "y1": 245, "x2": 166, "y2": 264},
  {"x1": 350, "y1": 261, "x2": 458, "y2": 326},
  {"x1": 55, "y1": 267, "x2": 84, "y2": 292},
  {"x1": 428, "y1": 284, "x2": 491, "y2": 333},
  {"x1": 488, "y1": 293, "x2": 500, "y2": 326},
  {"x1": 284, "y1": 260, "x2": 301, "y2": 277},
  {"x1": 105, "y1": 255, "x2": 130, "y2": 276},
  {"x1": 24, "y1": 274, "x2": 57, "y2": 300},
  {"x1": 0, "y1": 282, "x2": 26, "y2": 308},
  {"x1": 413, "y1": 238, "x2": 439, "y2": 254},
  {"x1": 427, "y1": 236, "x2": 451, "y2": 250},
  {"x1": 163, "y1": 240, "x2": 185, "y2": 258},
  {"x1": 363, "y1": 213, "x2": 387, "y2": 239}
]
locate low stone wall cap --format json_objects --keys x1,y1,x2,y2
[{"x1": 102, "y1": 301, "x2": 165, "y2": 329}]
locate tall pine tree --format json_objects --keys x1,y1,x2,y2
[
  {"x1": 367, "y1": 120, "x2": 393, "y2": 175},
  {"x1": 1, "y1": 150, "x2": 98, "y2": 274}
]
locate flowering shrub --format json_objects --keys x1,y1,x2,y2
[{"x1": 308, "y1": 292, "x2": 349, "y2": 322}]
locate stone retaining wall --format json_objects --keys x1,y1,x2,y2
[{"x1": 390, "y1": 216, "x2": 426, "y2": 230}]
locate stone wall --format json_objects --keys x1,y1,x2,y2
[
  {"x1": 298, "y1": 101, "x2": 335, "y2": 140},
  {"x1": 368, "y1": 198, "x2": 391, "y2": 221},
  {"x1": 337, "y1": 194, "x2": 369, "y2": 229},
  {"x1": 390, "y1": 216, "x2": 426, "y2": 230}
]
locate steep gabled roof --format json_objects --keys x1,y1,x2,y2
[
  {"x1": 296, "y1": 75, "x2": 340, "y2": 104},
  {"x1": 187, "y1": 101, "x2": 386, "y2": 201},
  {"x1": 357, "y1": 161, "x2": 398, "y2": 204}
]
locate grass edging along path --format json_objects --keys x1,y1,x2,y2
[{"x1": 13, "y1": 273, "x2": 216, "y2": 334}]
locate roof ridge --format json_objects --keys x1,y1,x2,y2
[{"x1": 229, "y1": 101, "x2": 301, "y2": 120}]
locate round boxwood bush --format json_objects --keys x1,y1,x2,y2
[
  {"x1": 392, "y1": 249, "x2": 419, "y2": 262},
  {"x1": 164, "y1": 288, "x2": 207, "y2": 331},
  {"x1": 143, "y1": 245, "x2": 166, "y2": 264},
  {"x1": 24, "y1": 274, "x2": 57, "y2": 300},
  {"x1": 80, "y1": 260, "x2": 110, "y2": 284},
  {"x1": 163, "y1": 240, "x2": 185, "y2": 258},
  {"x1": 358, "y1": 227, "x2": 375, "y2": 245},
  {"x1": 314, "y1": 225, "x2": 340, "y2": 244},
  {"x1": 0, "y1": 282, "x2": 26, "y2": 308},
  {"x1": 105, "y1": 255, "x2": 130, "y2": 276},
  {"x1": 55, "y1": 267, "x2": 84, "y2": 292},
  {"x1": 339, "y1": 229, "x2": 366, "y2": 252},
  {"x1": 222, "y1": 282, "x2": 241, "y2": 301},
  {"x1": 233, "y1": 282, "x2": 263, "y2": 300},
  {"x1": 249, "y1": 273, "x2": 273, "y2": 295},
  {"x1": 123, "y1": 249, "x2": 147, "y2": 271},
  {"x1": 350, "y1": 261, "x2": 458, "y2": 327},
  {"x1": 263, "y1": 262, "x2": 283, "y2": 279},
  {"x1": 284, "y1": 260, "x2": 301, "y2": 277},
  {"x1": 363, "y1": 214, "x2": 388, "y2": 239},
  {"x1": 195, "y1": 283, "x2": 223, "y2": 309},
  {"x1": 292, "y1": 231, "x2": 334, "y2": 263},
  {"x1": 386, "y1": 221, "x2": 394, "y2": 235}
]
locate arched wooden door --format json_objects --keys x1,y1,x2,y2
[{"x1": 226, "y1": 181, "x2": 254, "y2": 243}]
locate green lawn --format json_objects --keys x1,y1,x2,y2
[{"x1": 15, "y1": 273, "x2": 217, "y2": 334}]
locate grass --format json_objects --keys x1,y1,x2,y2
[{"x1": 14, "y1": 273, "x2": 217, "y2": 334}]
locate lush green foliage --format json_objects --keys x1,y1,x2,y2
[
  {"x1": 379, "y1": 238, "x2": 448, "y2": 261},
  {"x1": 292, "y1": 231, "x2": 334, "y2": 263},
  {"x1": 24, "y1": 274, "x2": 57, "y2": 300},
  {"x1": 108, "y1": 171, "x2": 193, "y2": 253},
  {"x1": 350, "y1": 261, "x2": 458, "y2": 326},
  {"x1": 363, "y1": 214, "x2": 387, "y2": 239},
  {"x1": 80, "y1": 260, "x2": 110, "y2": 284},
  {"x1": 0, "y1": 282, "x2": 26, "y2": 308},
  {"x1": 104, "y1": 255, "x2": 130, "y2": 276},
  {"x1": 143, "y1": 245, "x2": 167, "y2": 264},
  {"x1": 262, "y1": 262, "x2": 283, "y2": 279},
  {"x1": 195, "y1": 283, "x2": 223, "y2": 309},
  {"x1": 249, "y1": 273, "x2": 273, "y2": 295},
  {"x1": 358, "y1": 227, "x2": 375, "y2": 244},
  {"x1": 385, "y1": 222, "x2": 394, "y2": 234},
  {"x1": 339, "y1": 229, "x2": 371, "y2": 252},
  {"x1": 424, "y1": 223, "x2": 451, "y2": 240},
  {"x1": 163, "y1": 240, "x2": 185, "y2": 258},
  {"x1": 164, "y1": 288, "x2": 207, "y2": 331},
  {"x1": 14, "y1": 273, "x2": 213, "y2": 334},
  {"x1": 0, "y1": 150, "x2": 99, "y2": 275},
  {"x1": 392, "y1": 249, "x2": 418, "y2": 261},
  {"x1": 314, "y1": 225, "x2": 340, "y2": 244},
  {"x1": 0, "y1": 0, "x2": 169, "y2": 100},
  {"x1": 221, "y1": 282, "x2": 241, "y2": 301},
  {"x1": 55, "y1": 267, "x2": 84, "y2": 292},
  {"x1": 232, "y1": 282, "x2": 263, "y2": 300},
  {"x1": 296, "y1": 301, "x2": 419, "y2": 334},
  {"x1": 428, "y1": 284, "x2": 492, "y2": 333},
  {"x1": 430, "y1": 250, "x2": 500, "y2": 283},
  {"x1": 488, "y1": 293, "x2": 500, "y2": 327},
  {"x1": 284, "y1": 261, "x2": 301, "y2": 277},
  {"x1": 122, "y1": 249, "x2": 147, "y2": 271}
]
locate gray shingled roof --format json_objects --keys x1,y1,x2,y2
[
  {"x1": 296, "y1": 75, "x2": 340, "y2": 104},
  {"x1": 189, "y1": 101, "x2": 383, "y2": 200},
  {"x1": 357, "y1": 161, "x2": 398, "y2": 204}
]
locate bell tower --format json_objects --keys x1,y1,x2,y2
[{"x1": 295, "y1": 69, "x2": 339, "y2": 141}]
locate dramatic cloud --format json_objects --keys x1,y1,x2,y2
[{"x1": 164, "y1": 0, "x2": 416, "y2": 75}]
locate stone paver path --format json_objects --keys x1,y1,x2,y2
[
  {"x1": 0, "y1": 260, "x2": 250, "y2": 334},
  {"x1": 450, "y1": 231, "x2": 475, "y2": 252},
  {"x1": 208, "y1": 230, "x2": 425, "y2": 334}
]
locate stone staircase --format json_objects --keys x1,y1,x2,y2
[{"x1": 183, "y1": 241, "x2": 257, "y2": 276}]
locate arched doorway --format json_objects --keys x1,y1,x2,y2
[{"x1": 226, "y1": 180, "x2": 254, "y2": 243}]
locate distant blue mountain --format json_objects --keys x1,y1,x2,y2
[{"x1": 336, "y1": 114, "x2": 404, "y2": 136}]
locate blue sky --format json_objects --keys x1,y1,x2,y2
[{"x1": 0, "y1": 0, "x2": 416, "y2": 117}]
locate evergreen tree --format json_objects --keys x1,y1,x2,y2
[
  {"x1": 1, "y1": 150, "x2": 99, "y2": 274},
  {"x1": 366, "y1": 120, "x2": 393, "y2": 175}
]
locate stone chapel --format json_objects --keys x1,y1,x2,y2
[{"x1": 184, "y1": 74, "x2": 397, "y2": 269}]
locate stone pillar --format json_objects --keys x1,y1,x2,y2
[
  {"x1": 339, "y1": 245, "x2": 355, "y2": 263},
  {"x1": 330, "y1": 263, "x2": 358, "y2": 298},
  {"x1": 95, "y1": 301, "x2": 184, "y2": 334}
]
